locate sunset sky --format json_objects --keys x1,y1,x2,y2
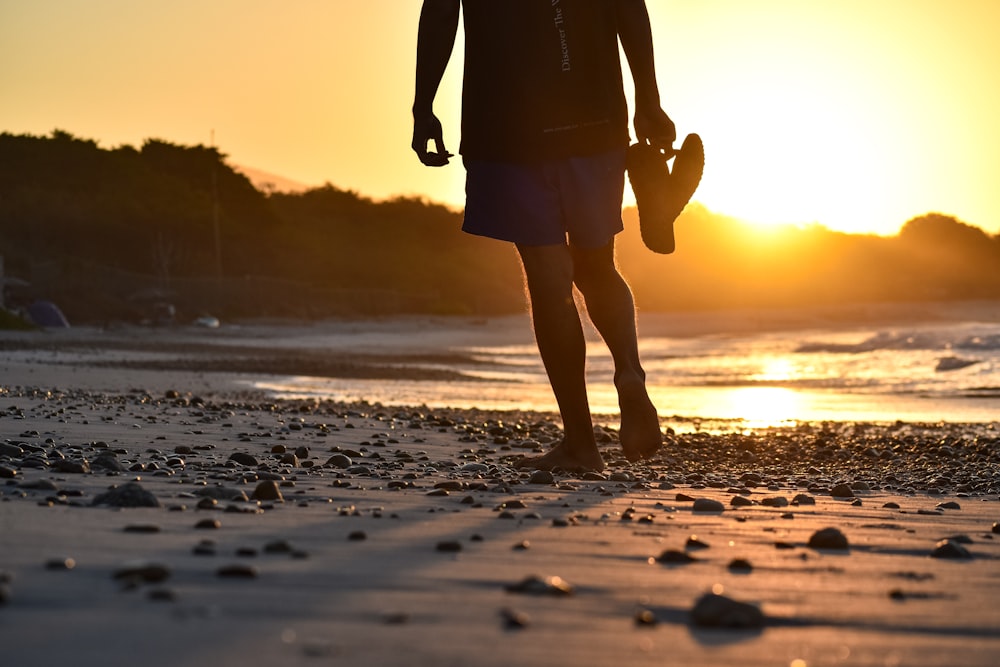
[{"x1": 2, "y1": 0, "x2": 998, "y2": 236}]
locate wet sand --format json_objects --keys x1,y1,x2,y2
[{"x1": 1, "y1": 324, "x2": 999, "y2": 666}]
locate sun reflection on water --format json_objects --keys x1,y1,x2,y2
[{"x1": 715, "y1": 386, "x2": 803, "y2": 429}]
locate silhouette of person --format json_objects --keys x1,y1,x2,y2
[{"x1": 412, "y1": 0, "x2": 676, "y2": 472}]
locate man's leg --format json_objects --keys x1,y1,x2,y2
[
  {"x1": 571, "y1": 239, "x2": 662, "y2": 461},
  {"x1": 514, "y1": 243, "x2": 605, "y2": 472}
]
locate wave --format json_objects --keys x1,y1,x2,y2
[{"x1": 796, "y1": 330, "x2": 1000, "y2": 354}]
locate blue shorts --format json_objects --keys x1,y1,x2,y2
[{"x1": 462, "y1": 149, "x2": 626, "y2": 248}]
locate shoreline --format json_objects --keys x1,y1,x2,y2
[{"x1": 2, "y1": 299, "x2": 998, "y2": 428}]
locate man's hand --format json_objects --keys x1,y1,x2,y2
[
  {"x1": 412, "y1": 110, "x2": 453, "y2": 167},
  {"x1": 634, "y1": 104, "x2": 676, "y2": 154}
]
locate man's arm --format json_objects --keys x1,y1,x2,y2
[
  {"x1": 412, "y1": 0, "x2": 460, "y2": 166},
  {"x1": 615, "y1": 0, "x2": 676, "y2": 150}
]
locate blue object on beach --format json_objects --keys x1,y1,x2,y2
[{"x1": 27, "y1": 300, "x2": 70, "y2": 328}]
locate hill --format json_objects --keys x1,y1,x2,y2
[{"x1": 1, "y1": 130, "x2": 998, "y2": 324}]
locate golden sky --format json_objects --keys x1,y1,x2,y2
[{"x1": 2, "y1": 0, "x2": 998, "y2": 236}]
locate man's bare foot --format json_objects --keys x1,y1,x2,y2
[
  {"x1": 514, "y1": 440, "x2": 605, "y2": 474},
  {"x1": 618, "y1": 377, "x2": 663, "y2": 462}
]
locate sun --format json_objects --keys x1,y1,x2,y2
[{"x1": 641, "y1": 0, "x2": 937, "y2": 236}]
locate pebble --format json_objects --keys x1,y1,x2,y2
[
  {"x1": 656, "y1": 549, "x2": 697, "y2": 564},
  {"x1": 263, "y1": 540, "x2": 294, "y2": 554},
  {"x1": 45, "y1": 557, "x2": 76, "y2": 571},
  {"x1": 634, "y1": 608, "x2": 658, "y2": 627},
  {"x1": 0, "y1": 443, "x2": 24, "y2": 457},
  {"x1": 123, "y1": 524, "x2": 161, "y2": 534},
  {"x1": 692, "y1": 498, "x2": 725, "y2": 513},
  {"x1": 830, "y1": 484, "x2": 855, "y2": 498},
  {"x1": 113, "y1": 562, "x2": 170, "y2": 584},
  {"x1": 931, "y1": 539, "x2": 972, "y2": 559},
  {"x1": 436, "y1": 540, "x2": 462, "y2": 553},
  {"x1": 92, "y1": 482, "x2": 160, "y2": 508},
  {"x1": 325, "y1": 454, "x2": 353, "y2": 469},
  {"x1": 216, "y1": 564, "x2": 258, "y2": 579},
  {"x1": 690, "y1": 593, "x2": 765, "y2": 629},
  {"x1": 228, "y1": 452, "x2": 259, "y2": 467},
  {"x1": 251, "y1": 481, "x2": 283, "y2": 502},
  {"x1": 528, "y1": 470, "x2": 554, "y2": 485},
  {"x1": 685, "y1": 536, "x2": 710, "y2": 550},
  {"x1": 728, "y1": 558, "x2": 753, "y2": 572},
  {"x1": 195, "y1": 519, "x2": 221, "y2": 530},
  {"x1": 808, "y1": 527, "x2": 850, "y2": 550},
  {"x1": 500, "y1": 607, "x2": 531, "y2": 629},
  {"x1": 504, "y1": 575, "x2": 574, "y2": 596}
]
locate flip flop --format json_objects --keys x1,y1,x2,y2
[{"x1": 626, "y1": 133, "x2": 704, "y2": 254}]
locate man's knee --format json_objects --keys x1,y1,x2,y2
[{"x1": 571, "y1": 242, "x2": 620, "y2": 292}]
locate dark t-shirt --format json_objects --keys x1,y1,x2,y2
[{"x1": 459, "y1": 0, "x2": 629, "y2": 162}]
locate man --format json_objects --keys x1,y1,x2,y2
[{"x1": 412, "y1": 0, "x2": 675, "y2": 473}]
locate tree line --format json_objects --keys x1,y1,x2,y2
[{"x1": 1, "y1": 130, "x2": 998, "y2": 324}]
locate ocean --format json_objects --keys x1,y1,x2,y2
[{"x1": 251, "y1": 312, "x2": 1000, "y2": 428}]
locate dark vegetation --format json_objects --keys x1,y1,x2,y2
[{"x1": 2, "y1": 130, "x2": 998, "y2": 325}]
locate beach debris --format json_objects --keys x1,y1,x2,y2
[
  {"x1": 690, "y1": 593, "x2": 765, "y2": 629},
  {"x1": 505, "y1": 575, "x2": 574, "y2": 596},
  {"x1": 692, "y1": 498, "x2": 725, "y2": 513},
  {"x1": 92, "y1": 482, "x2": 160, "y2": 508},
  {"x1": 808, "y1": 527, "x2": 850, "y2": 550},
  {"x1": 930, "y1": 539, "x2": 972, "y2": 559}
]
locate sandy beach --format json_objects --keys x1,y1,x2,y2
[{"x1": 1, "y1": 319, "x2": 999, "y2": 666}]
